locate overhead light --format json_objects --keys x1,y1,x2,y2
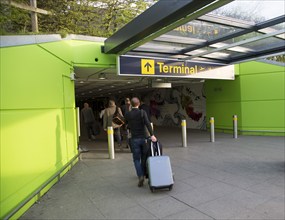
[
  {"x1": 98, "y1": 73, "x2": 106, "y2": 80},
  {"x1": 79, "y1": 81, "x2": 84, "y2": 84},
  {"x1": 152, "y1": 82, "x2": 172, "y2": 88}
]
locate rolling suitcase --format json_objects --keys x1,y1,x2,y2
[{"x1": 146, "y1": 141, "x2": 174, "y2": 192}]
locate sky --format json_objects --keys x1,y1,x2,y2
[{"x1": 219, "y1": 0, "x2": 285, "y2": 20}]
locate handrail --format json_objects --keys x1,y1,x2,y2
[{"x1": 3, "y1": 153, "x2": 80, "y2": 220}]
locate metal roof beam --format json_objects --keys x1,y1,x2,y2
[{"x1": 104, "y1": 0, "x2": 234, "y2": 54}]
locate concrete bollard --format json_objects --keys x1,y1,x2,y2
[
  {"x1": 233, "y1": 115, "x2": 238, "y2": 139},
  {"x1": 76, "y1": 107, "x2": 81, "y2": 138},
  {"x1": 210, "y1": 117, "x2": 215, "y2": 142},
  {"x1": 181, "y1": 119, "x2": 187, "y2": 147},
  {"x1": 107, "y1": 126, "x2": 115, "y2": 159}
]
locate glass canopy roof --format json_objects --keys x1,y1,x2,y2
[{"x1": 106, "y1": 0, "x2": 285, "y2": 65}]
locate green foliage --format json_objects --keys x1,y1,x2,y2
[
  {"x1": 0, "y1": 0, "x2": 156, "y2": 37},
  {"x1": 0, "y1": 3, "x2": 31, "y2": 34},
  {"x1": 267, "y1": 55, "x2": 285, "y2": 63}
]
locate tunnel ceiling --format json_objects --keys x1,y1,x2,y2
[
  {"x1": 76, "y1": 0, "x2": 285, "y2": 101},
  {"x1": 74, "y1": 65, "x2": 204, "y2": 101}
]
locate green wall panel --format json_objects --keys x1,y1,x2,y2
[
  {"x1": 205, "y1": 78, "x2": 241, "y2": 103},
  {"x1": 239, "y1": 61, "x2": 284, "y2": 75},
  {"x1": 241, "y1": 100, "x2": 285, "y2": 130},
  {"x1": 206, "y1": 102, "x2": 242, "y2": 129},
  {"x1": 68, "y1": 40, "x2": 116, "y2": 67},
  {"x1": 240, "y1": 72, "x2": 284, "y2": 101},
  {"x1": 205, "y1": 61, "x2": 285, "y2": 135},
  {"x1": 62, "y1": 75, "x2": 76, "y2": 108},
  {"x1": 0, "y1": 109, "x2": 68, "y2": 217},
  {"x1": 63, "y1": 108, "x2": 78, "y2": 160},
  {"x1": 38, "y1": 41, "x2": 73, "y2": 66},
  {"x1": 205, "y1": 77, "x2": 242, "y2": 130},
  {"x1": 0, "y1": 38, "x2": 81, "y2": 218},
  {"x1": 0, "y1": 45, "x2": 69, "y2": 109}
]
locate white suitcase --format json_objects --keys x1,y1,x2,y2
[{"x1": 146, "y1": 141, "x2": 174, "y2": 192}]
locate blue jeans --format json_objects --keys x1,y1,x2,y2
[
  {"x1": 114, "y1": 127, "x2": 122, "y2": 145},
  {"x1": 130, "y1": 138, "x2": 147, "y2": 177}
]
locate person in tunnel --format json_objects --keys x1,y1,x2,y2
[
  {"x1": 103, "y1": 99, "x2": 123, "y2": 150},
  {"x1": 121, "y1": 97, "x2": 132, "y2": 149},
  {"x1": 81, "y1": 102, "x2": 97, "y2": 141}
]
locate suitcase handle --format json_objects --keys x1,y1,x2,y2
[{"x1": 150, "y1": 141, "x2": 161, "y2": 156}]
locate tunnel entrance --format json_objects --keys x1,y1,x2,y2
[{"x1": 74, "y1": 63, "x2": 208, "y2": 132}]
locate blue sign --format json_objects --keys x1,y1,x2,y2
[{"x1": 117, "y1": 55, "x2": 226, "y2": 78}]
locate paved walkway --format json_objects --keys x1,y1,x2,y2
[{"x1": 21, "y1": 127, "x2": 284, "y2": 219}]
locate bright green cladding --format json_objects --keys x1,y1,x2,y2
[
  {"x1": 0, "y1": 38, "x2": 115, "y2": 219},
  {"x1": 206, "y1": 61, "x2": 285, "y2": 136},
  {"x1": 68, "y1": 40, "x2": 116, "y2": 67}
]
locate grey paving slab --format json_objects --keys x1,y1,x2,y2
[
  {"x1": 21, "y1": 184, "x2": 105, "y2": 220},
  {"x1": 253, "y1": 196, "x2": 285, "y2": 219},
  {"x1": 180, "y1": 175, "x2": 219, "y2": 188},
  {"x1": 172, "y1": 188, "x2": 219, "y2": 207},
  {"x1": 164, "y1": 207, "x2": 214, "y2": 220},
  {"x1": 101, "y1": 205, "x2": 157, "y2": 219},
  {"x1": 245, "y1": 181, "x2": 285, "y2": 198},
  {"x1": 20, "y1": 127, "x2": 285, "y2": 220},
  {"x1": 140, "y1": 197, "x2": 189, "y2": 219},
  {"x1": 171, "y1": 166, "x2": 197, "y2": 181},
  {"x1": 196, "y1": 196, "x2": 266, "y2": 220}
]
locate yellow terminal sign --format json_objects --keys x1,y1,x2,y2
[{"x1": 141, "y1": 59, "x2": 155, "y2": 74}]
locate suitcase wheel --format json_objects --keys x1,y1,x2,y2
[
  {"x1": 150, "y1": 186, "x2": 155, "y2": 193},
  {"x1": 169, "y1": 185, "x2": 173, "y2": 191}
]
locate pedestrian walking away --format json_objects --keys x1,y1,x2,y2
[
  {"x1": 121, "y1": 97, "x2": 132, "y2": 149},
  {"x1": 125, "y1": 97, "x2": 157, "y2": 187},
  {"x1": 103, "y1": 100, "x2": 124, "y2": 150},
  {"x1": 81, "y1": 102, "x2": 97, "y2": 141}
]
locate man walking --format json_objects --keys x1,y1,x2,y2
[
  {"x1": 81, "y1": 102, "x2": 96, "y2": 141},
  {"x1": 103, "y1": 100, "x2": 123, "y2": 150},
  {"x1": 121, "y1": 97, "x2": 132, "y2": 149},
  {"x1": 125, "y1": 97, "x2": 157, "y2": 187}
]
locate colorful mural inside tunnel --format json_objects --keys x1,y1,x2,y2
[{"x1": 142, "y1": 83, "x2": 206, "y2": 129}]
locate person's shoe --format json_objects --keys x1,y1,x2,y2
[
  {"x1": 78, "y1": 145, "x2": 89, "y2": 152},
  {"x1": 91, "y1": 135, "x2": 96, "y2": 140},
  {"x1": 138, "y1": 176, "x2": 144, "y2": 187}
]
